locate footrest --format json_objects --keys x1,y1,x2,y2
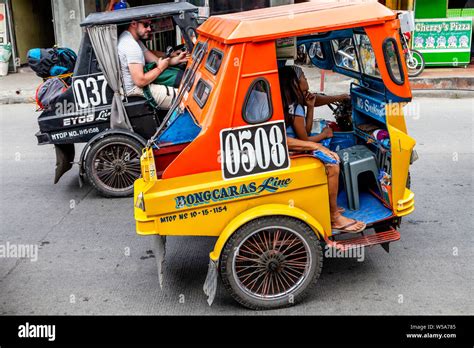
[{"x1": 325, "y1": 228, "x2": 400, "y2": 251}]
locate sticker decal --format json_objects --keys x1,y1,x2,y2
[
  {"x1": 62, "y1": 109, "x2": 110, "y2": 127},
  {"x1": 174, "y1": 176, "x2": 292, "y2": 209},
  {"x1": 159, "y1": 205, "x2": 229, "y2": 224},
  {"x1": 95, "y1": 109, "x2": 111, "y2": 121},
  {"x1": 50, "y1": 126, "x2": 104, "y2": 141},
  {"x1": 220, "y1": 121, "x2": 290, "y2": 180}
]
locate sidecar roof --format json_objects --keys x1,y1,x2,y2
[
  {"x1": 197, "y1": 1, "x2": 396, "y2": 44},
  {"x1": 81, "y1": 2, "x2": 197, "y2": 27}
]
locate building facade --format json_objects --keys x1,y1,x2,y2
[{"x1": 1, "y1": 0, "x2": 296, "y2": 71}]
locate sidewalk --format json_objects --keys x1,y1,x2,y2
[
  {"x1": 0, "y1": 67, "x2": 42, "y2": 104},
  {"x1": 304, "y1": 64, "x2": 474, "y2": 98},
  {"x1": 409, "y1": 65, "x2": 474, "y2": 91},
  {"x1": 0, "y1": 64, "x2": 473, "y2": 105}
]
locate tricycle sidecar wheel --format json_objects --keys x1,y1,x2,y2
[
  {"x1": 220, "y1": 216, "x2": 323, "y2": 310},
  {"x1": 84, "y1": 135, "x2": 142, "y2": 198}
]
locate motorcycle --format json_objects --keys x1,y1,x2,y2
[{"x1": 401, "y1": 31, "x2": 425, "y2": 77}]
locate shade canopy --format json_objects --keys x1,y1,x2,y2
[
  {"x1": 81, "y1": 2, "x2": 198, "y2": 27},
  {"x1": 197, "y1": 2, "x2": 397, "y2": 44}
]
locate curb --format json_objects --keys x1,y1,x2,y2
[
  {"x1": 0, "y1": 86, "x2": 36, "y2": 104},
  {"x1": 0, "y1": 96, "x2": 35, "y2": 104},
  {"x1": 411, "y1": 89, "x2": 474, "y2": 99},
  {"x1": 410, "y1": 77, "x2": 474, "y2": 91},
  {"x1": 0, "y1": 83, "x2": 473, "y2": 105}
]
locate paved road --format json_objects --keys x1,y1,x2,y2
[{"x1": 0, "y1": 98, "x2": 473, "y2": 315}]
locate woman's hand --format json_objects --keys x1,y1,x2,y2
[
  {"x1": 305, "y1": 92, "x2": 316, "y2": 107},
  {"x1": 317, "y1": 146, "x2": 340, "y2": 163},
  {"x1": 321, "y1": 126, "x2": 333, "y2": 139}
]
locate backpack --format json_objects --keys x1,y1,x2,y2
[
  {"x1": 35, "y1": 77, "x2": 69, "y2": 110},
  {"x1": 27, "y1": 47, "x2": 77, "y2": 78},
  {"x1": 142, "y1": 63, "x2": 183, "y2": 110}
]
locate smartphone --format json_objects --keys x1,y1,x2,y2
[{"x1": 165, "y1": 44, "x2": 187, "y2": 58}]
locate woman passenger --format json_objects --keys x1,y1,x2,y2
[{"x1": 280, "y1": 66, "x2": 366, "y2": 233}]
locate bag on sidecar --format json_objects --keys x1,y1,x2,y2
[
  {"x1": 27, "y1": 47, "x2": 77, "y2": 78},
  {"x1": 35, "y1": 77, "x2": 69, "y2": 110}
]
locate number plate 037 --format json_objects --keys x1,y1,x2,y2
[
  {"x1": 219, "y1": 121, "x2": 290, "y2": 180},
  {"x1": 72, "y1": 73, "x2": 113, "y2": 110}
]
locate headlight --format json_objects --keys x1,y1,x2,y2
[{"x1": 135, "y1": 192, "x2": 145, "y2": 211}]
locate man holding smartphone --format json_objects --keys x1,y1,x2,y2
[{"x1": 118, "y1": 19, "x2": 188, "y2": 108}]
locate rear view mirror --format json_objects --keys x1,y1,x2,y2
[
  {"x1": 308, "y1": 42, "x2": 324, "y2": 60},
  {"x1": 187, "y1": 28, "x2": 197, "y2": 44},
  {"x1": 296, "y1": 44, "x2": 308, "y2": 64}
]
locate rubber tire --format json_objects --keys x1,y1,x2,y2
[
  {"x1": 406, "y1": 50, "x2": 425, "y2": 77},
  {"x1": 84, "y1": 135, "x2": 143, "y2": 198},
  {"x1": 220, "y1": 216, "x2": 323, "y2": 310}
]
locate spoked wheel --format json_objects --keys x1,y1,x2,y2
[
  {"x1": 406, "y1": 50, "x2": 425, "y2": 77},
  {"x1": 220, "y1": 216, "x2": 323, "y2": 310},
  {"x1": 84, "y1": 135, "x2": 142, "y2": 197}
]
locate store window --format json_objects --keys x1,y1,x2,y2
[{"x1": 448, "y1": 0, "x2": 473, "y2": 9}]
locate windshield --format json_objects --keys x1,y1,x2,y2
[
  {"x1": 149, "y1": 40, "x2": 209, "y2": 145},
  {"x1": 354, "y1": 33, "x2": 381, "y2": 78}
]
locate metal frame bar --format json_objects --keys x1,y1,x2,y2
[{"x1": 4, "y1": 0, "x2": 17, "y2": 72}]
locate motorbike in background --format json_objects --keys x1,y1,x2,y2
[{"x1": 401, "y1": 31, "x2": 425, "y2": 77}]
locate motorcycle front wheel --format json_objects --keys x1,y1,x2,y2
[{"x1": 406, "y1": 50, "x2": 425, "y2": 77}]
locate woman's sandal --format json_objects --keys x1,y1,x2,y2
[
  {"x1": 337, "y1": 207, "x2": 345, "y2": 213},
  {"x1": 332, "y1": 219, "x2": 366, "y2": 234}
]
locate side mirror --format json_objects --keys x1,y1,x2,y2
[
  {"x1": 187, "y1": 28, "x2": 197, "y2": 44},
  {"x1": 296, "y1": 44, "x2": 308, "y2": 64},
  {"x1": 308, "y1": 42, "x2": 324, "y2": 60}
]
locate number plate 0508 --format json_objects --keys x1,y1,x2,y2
[{"x1": 219, "y1": 121, "x2": 290, "y2": 180}]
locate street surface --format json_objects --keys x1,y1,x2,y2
[{"x1": 0, "y1": 98, "x2": 473, "y2": 315}]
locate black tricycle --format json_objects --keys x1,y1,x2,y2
[{"x1": 34, "y1": 2, "x2": 199, "y2": 197}]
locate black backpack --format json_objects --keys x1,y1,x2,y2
[{"x1": 27, "y1": 47, "x2": 77, "y2": 78}]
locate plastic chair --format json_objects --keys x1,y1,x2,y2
[{"x1": 337, "y1": 145, "x2": 381, "y2": 210}]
